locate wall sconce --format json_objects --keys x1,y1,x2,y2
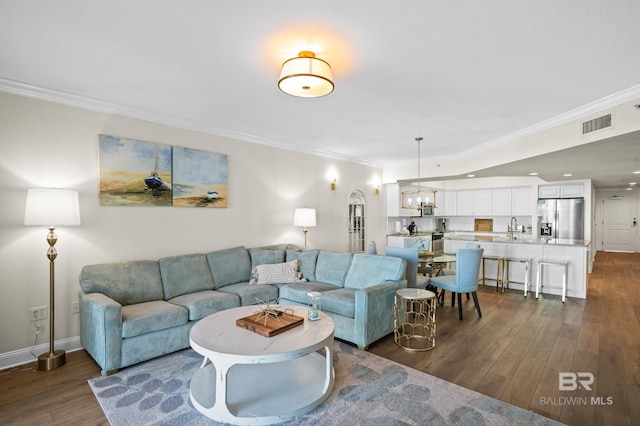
[
  {"x1": 374, "y1": 185, "x2": 380, "y2": 199},
  {"x1": 330, "y1": 179, "x2": 336, "y2": 191}
]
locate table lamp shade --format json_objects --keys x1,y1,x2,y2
[
  {"x1": 24, "y1": 188, "x2": 81, "y2": 226},
  {"x1": 294, "y1": 208, "x2": 316, "y2": 227}
]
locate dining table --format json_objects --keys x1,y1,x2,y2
[{"x1": 419, "y1": 252, "x2": 457, "y2": 306}]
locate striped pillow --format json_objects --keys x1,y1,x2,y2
[{"x1": 250, "y1": 259, "x2": 306, "y2": 285}]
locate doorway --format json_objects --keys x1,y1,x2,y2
[
  {"x1": 601, "y1": 193, "x2": 639, "y2": 252},
  {"x1": 348, "y1": 190, "x2": 366, "y2": 253}
]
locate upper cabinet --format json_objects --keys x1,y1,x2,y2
[
  {"x1": 456, "y1": 190, "x2": 474, "y2": 215},
  {"x1": 511, "y1": 187, "x2": 532, "y2": 215},
  {"x1": 491, "y1": 188, "x2": 512, "y2": 215},
  {"x1": 433, "y1": 191, "x2": 444, "y2": 215},
  {"x1": 386, "y1": 183, "x2": 422, "y2": 216},
  {"x1": 538, "y1": 184, "x2": 584, "y2": 199},
  {"x1": 454, "y1": 189, "x2": 492, "y2": 215},
  {"x1": 473, "y1": 189, "x2": 492, "y2": 215},
  {"x1": 432, "y1": 186, "x2": 532, "y2": 216}
]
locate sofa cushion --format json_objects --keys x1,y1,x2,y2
[
  {"x1": 344, "y1": 253, "x2": 406, "y2": 290},
  {"x1": 278, "y1": 281, "x2": 342, "y2": 305},
  {"x1": 249, "y1": 246, "x2": 286, "y2": 268},
  {"x1": 286, "y1": 248, "x2": 319, "y2": 282},
  {"x1": 80, "y1": 261, "x2": 164, "y2": 306},
  {"x1": 206, "y1": 246, "x2": 252, "y2": 289},
  {"x1": 251, "y1": 260, "x2": 304, "y2": 285},
  {"x1": 168, "y1": 290, "x2": 239, "y2": 321},
  {"x1": 121, "y1": 300, "x2": 188, "y2": 338},
  {"x1": 314, "y1": 251, "x2": 353, "y2": 287},
  {"x1": 319, "y1": 288, "x2": 356, "y2": 318},
  {"x1": 217, "y1": 282, "x2": 279, "y2": 306},
  {"x1": 159, "y1": 253, "x2": 215, "y2": 299}
]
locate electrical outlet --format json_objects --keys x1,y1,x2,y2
[
  {"x1": 71, "y1": 301, "x2": 79, "y2": 314},
  {"x1": 30, "y1": 306, "x2": 47, "y2": 321}
]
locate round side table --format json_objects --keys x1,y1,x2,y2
[{"x1": 394, "y1": 288, "x2": 437, "y2": 351}]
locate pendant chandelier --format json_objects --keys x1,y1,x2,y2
[{"x1": 401, "y1": 137, "x2": 437, "y2": 209}]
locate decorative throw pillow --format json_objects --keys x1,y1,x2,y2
[{"x1": 250, "y1": 259, "x2": 306, "y2": 285}]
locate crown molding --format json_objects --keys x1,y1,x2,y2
[
  {"x1": 0, "y1": 78, "x2": 383, "y2": 168},
  {"x1": 464, "y1": 83, "x2": 640, "y2": 156},
  {"x1": 3, "y1": 77, "x2": 637, "y2": 169}
]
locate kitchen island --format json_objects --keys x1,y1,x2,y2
[{"x1": 445, "y1": 233, "x2": 591, "y2": 299}]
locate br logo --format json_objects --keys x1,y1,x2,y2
[{"x1": 559, "y1": 372, "x2": 594, "y2": 391}]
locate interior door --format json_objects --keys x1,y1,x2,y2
[
  {"x1": 348, "y1": 190, "x2": 366, "y2": 253},
  {"x1": 602, "y1": 195, "x2": 638, "y2": 252}
]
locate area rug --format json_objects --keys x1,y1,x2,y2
[{"x1": 89, "y1": 341, "x2": 561, "y2": 425}]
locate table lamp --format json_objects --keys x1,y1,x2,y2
[
  {"x1": 294, "y1": 208, "x2": 316, "y2": 247},
  {"x1": 24, "y1": 188, "x2": 81, "y2": 371}
]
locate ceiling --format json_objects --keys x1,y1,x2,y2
[{"x1": 1, "y1": 1, "x2": 639, "y2": 189}]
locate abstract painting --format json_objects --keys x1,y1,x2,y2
[
  {"x1": 98, "y1": 134, "x2": 228, "y2": 208},
  {"x1": 99, "y1": 134, "x2": 172, "y2": 206},
  {"x1": 172, "y1": 146, "x2": 228, "y2": 208}
]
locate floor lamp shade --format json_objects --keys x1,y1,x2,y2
[
  {"x1": 24, "y1": 188, "x2": 81, "y2": 371},
  {"x1": 294, "y1": 208, "x2": 316, "y2": 247},
  {"x1": 24, "y1": 188, "x2": 81, "y2": 226}
]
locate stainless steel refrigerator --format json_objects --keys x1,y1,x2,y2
[{"x1": 537, "y1": 197, "x2": 584, "y2": 240}]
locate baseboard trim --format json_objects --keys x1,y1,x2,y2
[{"x1": 0, "y1": 336, "x2": 83, "y2": 370}]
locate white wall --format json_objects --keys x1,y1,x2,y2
[{"x1": 0, "y1": 92, "x2": 386, "y2": 360}]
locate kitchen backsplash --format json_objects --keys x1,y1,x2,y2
[{"x1": 388, "y1": 215, "x2": 532, "y2": 235}]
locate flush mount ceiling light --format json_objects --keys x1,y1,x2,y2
[{"x1": 278, "y1": 51, "x2": 334, "y2": 98}]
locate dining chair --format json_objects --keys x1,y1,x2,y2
[
  {"x1": 367, "y1": 241, "x2": 377, "y2": 255},
  {"x1": 403, "y1": 238, "x2": 432, "y2": 276},
  {"x1": 384, "y1": 246, "x2": 430, "y2": 289},
  {"x1": 429, "y1": 246, "x2": 484, "y2": 320}
]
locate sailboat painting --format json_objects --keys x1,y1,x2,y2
[
  {"x1": 98, "y1": 134, "x2": 173, "y2": 206},
  {"x1": 172, "y1": 146, "x2": 228, "y2": 208}
]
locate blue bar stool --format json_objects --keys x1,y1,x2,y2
[
  {"x1": 535, "y1": 259, "x2": 569, "y2": 302},
  {"x1": 504, "y1": 257, "x2": 532, "y2": 296}
]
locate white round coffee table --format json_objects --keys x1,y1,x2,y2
[{"x1": 189, "y1": 305, "x2": 335, "y2": 425}]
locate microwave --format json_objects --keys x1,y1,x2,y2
[{"x1": 418, "y1": 203, "x2": 434, "y2": 217}]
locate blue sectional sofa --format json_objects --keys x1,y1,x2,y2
[{"x1": 79, "y1": 244, "x2": 407, "y2": 374}]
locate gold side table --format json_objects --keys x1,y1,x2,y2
[{"x1": 394, "y1": 288, "x2": 437, "y2": 351}]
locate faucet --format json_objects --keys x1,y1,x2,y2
[{"x1": 510, "y1": 217, "x2": 518, "y2": 240}]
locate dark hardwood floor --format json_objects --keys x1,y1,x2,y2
[{"x1": 1, "y1": 251, "x2": 638, "y2": 425}]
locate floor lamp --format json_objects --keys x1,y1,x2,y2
[
  {"x1": 24, "y1": 188, "x2": 81, "y2": 371},
  {"x1": 294, "y1": 208, "x2": 316, "y2": 247}
]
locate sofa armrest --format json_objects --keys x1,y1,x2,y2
[
  {"x1": 353, "y1": 279, "x2": 407, "y2": 349},
  {"x1": 80, "y1": 292, "x2": 123, "y2": 374}
]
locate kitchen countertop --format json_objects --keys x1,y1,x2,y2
[
  {"x1": 387, "y1": 231, "x2": 441, "y2": 237},
  {"x1": 445, "y1": 233, "x2": 590, "y2": 247}
]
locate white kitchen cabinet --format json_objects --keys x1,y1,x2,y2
[
  {"x1": 511, "y1": 187, "x2": 532, "y2": 215},
  {"x1": 386, "y1": 183, "x2": 417, "y2": 217},
  {"x1": 387, "y1": 236, "x2": 406, "y2": 248},
  {"x1": 443, "y1": 190, "x2": 457, "y2": 215},
  {"x1": 560, "y1": 184, "x2": 584, "y2": 198},
  {"x1": 539, "y1": 184, "x2": 584, "y2": 199},
  {"x1": 387, "y1": 235, "x2": 432, "y2": 250},
  {"x1": 456, "y1": 190, "x2": 474, "y2": 215},
  {"x1": 473, "y1": 190, "x2": 492, "y2": 215},
  {"x1": 455, "y1": 189, "x2": 492, "y2": 215},
  {"x1": 434, "y1": 191, "x2": 445, "y2": 215},
  {"x1": 491, "y1": 188, "x2": 511, "y2": 215},
  {"x1": 538, "y1": 185, "x2": 560, "y2": 198}
]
